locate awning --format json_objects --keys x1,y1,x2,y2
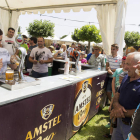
[
  {"x1": 0, "y1": 0, "x2": 128, "y2": 56},
  {"x1": 1, "y1": 0, "x2": 117, "y2": 14}
]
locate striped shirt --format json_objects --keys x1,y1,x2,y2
[{"x1": 106, "y1": 55, "x2": 122, "y2": 70}]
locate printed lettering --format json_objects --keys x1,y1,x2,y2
[
  {"x1": 25, "y1": 131, "x2": 33, "y2": 140},
  {"x1": 57, "y1": 114, "x2": 62, "y2": 124},
  {"x1": 37, "y1": 136, "x2": 42, "y2": 140},
  {"x1": 48, "y1": 119, "x2": 53, "y2": 129},
  {"x1": 33, "y1": 125, "x2": 42, "y2": 138},
  {"x1": 43, "y1": 132, "x2": 56, "y2": 140},
  {"x1": 53, "y1": 117, "x2": 57, "y2": 127},
  {"x1": 43, "y1": 122, "x2": 48, "y2": 133}
]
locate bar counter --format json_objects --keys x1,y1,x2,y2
[{"x1": 0, "y1": 68, "x2": 108, "y2": 140}]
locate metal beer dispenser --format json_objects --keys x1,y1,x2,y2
[
  {"x1": 0, "y1": 34, "x2": 41, "y2": 90},
  {"x1": 15, "y1": 34, "x2": 26, "y2": 81}
]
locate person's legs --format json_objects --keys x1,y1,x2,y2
[
  {"x1": 106, "y1": 78, "x2": 113, "y2": 101},
  {"x1": 31, "y1": 70, "x2": 40, "y2": 78},
  {"x1": 111, "y1": 118, "x2": 124, "y2": 140},
  {"x1": 40, "y1": 72, "x2": 48, "y2": 78},
  {"x1": 121, "y1": 120, "x2": 131, "y2": 140}
]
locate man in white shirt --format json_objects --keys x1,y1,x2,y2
[
  {"x1": 0, "y1": 29, "x2": 17, "y2": 75},
  {"x1": 29, "y1": 37, "x2": 53, "y2": 78},
  {"x1": 2, "y1": 27, "x2": 18, "y2": 56},
  {"x1": 106, "y1": 44, "x2": 122, "y2": 101}
]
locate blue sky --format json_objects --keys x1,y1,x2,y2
[{"x1": 19, "y1": 0, "x2": 140, "y2": 38}]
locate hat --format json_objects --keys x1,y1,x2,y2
[
  {"x1": 49, "y1": 46, "x2": 55, "y2": 51},
  {"x1": 93, "y1": 45, "x2": 102, "y2": 51},
  {"x1": 81, "y1": 51, "x2": 85, "y2": 54},
  {"x1": 122, "y1": 56, "x2": 126, "y2": 60}
]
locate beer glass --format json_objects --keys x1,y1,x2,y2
[{"x1": 5, "y1": 69, "x2": 14, "y2": 82}]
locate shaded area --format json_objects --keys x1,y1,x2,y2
[{"x1": 70, "y1": 106, "x2": 110, "y2": 140}]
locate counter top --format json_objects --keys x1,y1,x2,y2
[
  {"x1": 0, "y1": 69, "x2": 107, "y2": 106},
  {"x1": 53, "y1": 59, "x2": 96, "y2": 68}
]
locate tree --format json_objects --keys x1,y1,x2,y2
[
  {"x1": 71, "y1": 28, "x2": 80, "y2": 42},
  {"x1": 18, "y1": 26, "x2": 21, "y2": 34},
  {"x1": 78, "y1": 25, "x2": 102, "y2": 53},
  {"x1": 60, "y1": 35, "x2": 67, "y2": 39},
  {"x1": 27, "y1": 20, "x2": 55, "y2": 37},
  {"x1": 124, "y1": 31, "x2": 140, "y2": 47}
]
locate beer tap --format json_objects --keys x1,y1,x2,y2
[
  {"x1": 13, "y1": 34, "x2": 27, "y2": 81},
  {"x1": 73, "y1": 51, "x2": 80, "y2": 75}
]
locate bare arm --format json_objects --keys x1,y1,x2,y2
[
  {"x1": 110, "y1": 92, "x2": 127, "y2": 119},
  {"x1": 53, "y1": 51, "x2": 60, "y2": 59},
  {"x1": 124, "y1": 109, "x2": 135, "y2": 118},
  {"x1": 106, "y1": 62, "x2": 113, "y2": 74},
  {"x1": 112, "y1": 77, "x2": 116, "y2": 96},
  {"x1": 29, "y1": 56, "x2": 37, "y2": 64},
  {"x1": 106, "y1": 62, "x2": 109, "y2": 71},
  {"x1": 54, "y1": 57, "x2": 64, "y2": 60},
  {"x1": 15, "y1": 49, "x2": 19, "y2": 55},
  {"x1": 130, "y1": 134, "x2": 138, "y2": 140},
  {"x1": 43, "y1": 58, "x2": 53, "y2": 64},
  {"x1": 8, "y1": 64, "x2": 17, "y2": 70},
  {"x1": 113, "y1": 92, "x2": 120, "y2": 107}
]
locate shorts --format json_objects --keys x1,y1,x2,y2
[{"x1": 106, "y1": 77, "x2": 113, "y2": 92}]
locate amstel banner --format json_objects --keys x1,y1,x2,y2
[
  {"x1": 0, "y1": 85, "x2": 75, "y2": 140},
  {"x1": 0, "y1": 73, "x2": 107, "y2": 140},
  {"x1": 73, "y1": 78, "x2": 92, "y2": 132}
]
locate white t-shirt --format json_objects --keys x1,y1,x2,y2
[
  {"x1": 2, "y1": 36, "x2": 18, "y2": 56},
  {"x1": 0, "y1": 48, "x2": 10, "y2": 75},
  {"x1": 30, "y1": 47, "x2": 52, "y2": 73}
]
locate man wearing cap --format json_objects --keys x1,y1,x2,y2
[
  {"x1": 88, "y1": 45, "x2": 105, "y2": 67},
  {"x1": 49, "y1": 46, "x2": 55, "y2": 53}
]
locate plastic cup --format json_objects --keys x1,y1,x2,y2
[{"x1": 5, "y1": 69, "x2": 14, "y2": 82}]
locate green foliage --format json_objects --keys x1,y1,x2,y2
[
  {"x1": 27, "y1": 20, "x2": 55, "y2": 37},
  {"x1": 60, "y1": 35, "x2": 67, "y2": 39},
  {"x1": 71, "y1": 28, "x2": 80, "y2": 42},
  {"x1": 70, "y1": 106, "x2": 110, "y2": 140},
  {"x1": 78, "y1": 25, "x2": 102, "y2": 43},
  {"x1": 124, "y1": 31, "x2": 140, "y2": 47},
  {"x1": 18, "y1": 26, "x2": 21, "y2": 34}
]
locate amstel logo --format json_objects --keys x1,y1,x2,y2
[
  {"x1": 40, "y1": 104, "x2": 55, "y2": 120},
  {"x1": 73, "y1": 79, "x2": 92, "y2": 132},
  {"x1": 100, "y1": 80, "x2": 105, "y2": 89}
]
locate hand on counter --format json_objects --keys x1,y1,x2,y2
[{"x1": 0, "y1": 58, "x2": 3, "y2": 70}]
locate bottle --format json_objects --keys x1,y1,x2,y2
[
  {"x1": 64, "y1": 58, "x2": 69, "y2": 75},
  {"x1": 78, "y1": 61, "x2": 81, "y2": 73},
  {"x1": 111, "y1": 118, "x2": 117, "y2": 128},
  {"x1": 98, "y1": 62, "x2": 101, "y2": 71}
]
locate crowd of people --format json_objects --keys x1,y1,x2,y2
[{"x1": 0, "y1": 27, "x2": 140, "y2": 140}]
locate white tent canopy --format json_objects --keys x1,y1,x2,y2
[
  {"x1": 0, "y1": 0, "x2": 128, "y2": 56},
  {"x1": 22, "y1": 30, "x2": 30, "y2": 37},
  {"x1": 44, "y1": 35, "x2": 60, "y2": 41},
  {"x1": 60, "y1": 32, "x2": 76, "y2": 43}
]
